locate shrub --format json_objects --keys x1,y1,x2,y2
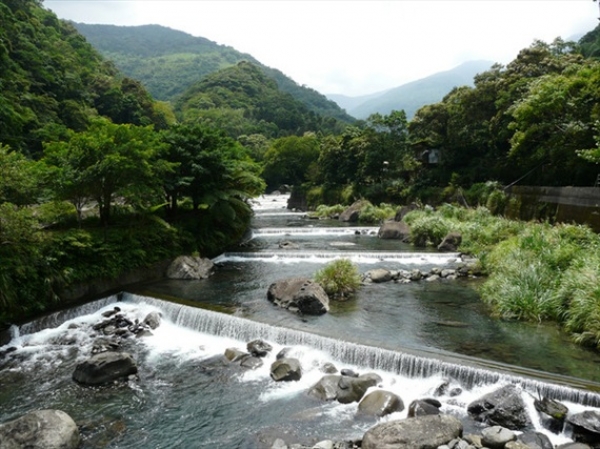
[
  {"x1": 358, "y1": 202, "x2": 396, "y2": 224},
  {"x1": 408, "y1": 214, "x2": 451, "y2": 247},
  {"x1": 486, "y1": 190, "x2": 507, "y2": 215},
  {"x1": 314, "y1": 258, "x2": 361, "y2": 299}
]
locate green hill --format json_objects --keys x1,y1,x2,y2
[
  {"x1": 176, "y1": 61, "x2": 345, "y2": 137},
  {"x1": 73, "y1": 23, "x2": 354, "y2": 123}
]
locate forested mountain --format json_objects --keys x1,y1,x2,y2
[
  {"x1": 580, "y1": 25, "x2": 600, "y2": 58},
  {"x1": 73, "y1": 23, "x2": 355, "y2": 123},
  {"x1": 175, "y1": 61, "x2": 345, "y2": 138},
  {"x1": 331, "y1": 61, "x2": 493, "y2": 120},
  {"x1": 0, "y1": 1, "x2": 172, "y2": 157}
]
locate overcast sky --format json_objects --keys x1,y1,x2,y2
[{"x1": 44, "y1": 0, "x2": 599, "y2": 97}]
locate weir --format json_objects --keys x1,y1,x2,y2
[
  {"x1": 252, "y1": 227, "x2": 380, "y2": 237},
  {"x1": 122, "y1": 292, "x2": 600, "y2": 407},
  {"x1": 213, "y1": 250, "x2": 461, "y2": 264}
]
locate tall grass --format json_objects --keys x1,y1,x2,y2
[
  {"x1": 404, "y1": 204, "x2": 600, "y2": 349},
  {"x1": 314, "y1": 258, "x2": 361, "y2": 300}
]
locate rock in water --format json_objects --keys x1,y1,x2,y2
[
  {"x1": 267, "y1": 277, "x2": 329, "y2": 315},
  {"x1": 270, "y1": 358, "x2": 302, "y2": 382},
  {"x1": 143, "y1": 311, "x2": 161, "y2": 330},
  {"x1": 0, "y1": 409, "x2": 80, "y2": 449},
  {"x1": 438, "y1": 232, "x2": 462, "y2": 252},
  {"x1": 166, "y1": 256, "x2": 213, "y2": 280},
  {"x1": 566, "y1": 410, "x2": 600, "y2": 446},
  {"x1": 72, "y1": 352, "x2": 138, "y2": 385},
  {"x1": 358, "y1": 390, "x2": 405, "y2": 417},
  {"x1": 467, "y1": 384, "x2": 533, "y2": 431},
  {"x1": 362, "y1": 414, "x2": 462, "y2": 449},
  {"x1": 377, "y1": 221, "x2": 411, "y2": 241}
]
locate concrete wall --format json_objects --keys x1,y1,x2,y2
[{"x1": 506, "y1": 186, "x2": 600, "y2": 231}]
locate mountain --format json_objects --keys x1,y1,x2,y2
[
  {"x1": 73, "y1": 23, "x2": 354, "y2": 123},
  {"x1": 176, "y1": 61, "x2": 345, "y2": 138},
  {"x1": 327, "y1": 90, "x2": 390, "y2": 113},
  {"x1": 332, "y1": 60, "x2": 494, "y2": 120}
]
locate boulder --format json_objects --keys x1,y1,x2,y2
[
  {"x1": 517, "y1": 431, "x2": 553, "y2": 449},
  {"x1": 556, "y1": 444, "x2": 593, "y2": 449},
  {"x1": 270, "y1": 358, "x2": 302, "y2": 382},
  {"x1": 394, "y1": 203, "x2": 419, "y2": 222},
  {"x1": 239, "y1": 355, "x2": 263, "y2": 370},
  {"x1": 0, "y1": 409, "x2": 80, "y2": 449},
  {"x1": 505, "y1": 442, "x2": 532, "y2": 449},
  {"x1": 566, "y1": 410, "x2": 600, "y2": 446},
  {"x1": 378, "y1": 221, "x2": 411, "y2": 241},
  {"x1": 246, "y1": 339, "x2": 273, "y2": 357},
  {"x1": 358, "y1": 390, "x2": 405, "y2": 417},
  {"x1": 339, "y1": 200, "x2": 368, "y2": 223},
  {"x1": 481, "y1": 426, "x2": 517, "y2": 449},
  {"x1": 267, "y1": 278, "x2": 329, "y2": 315},
  {"x1": 143, "y1": 311, "x2": 161, "y2": 330},
  {"x1": 366, "y1": 269, "x2": 392, "y2": 283},
  {"x1": 408, "y1": 398, "x2": 441, "y2": 417},
  {"x1": 224, "y1": 348, "x2": 247, "y2": 362},
  {"x1": 362, "y1": 414, "x2": 462, "y2": 449},
  {"x1": 438, "y1": 232, "x2": 462, "y2": 252},
  {"x1": 278, "y1": 241, "x2": 300, "y2": 250},
  {"x1": 308, "y1": 373, "x2": 382, "y2": 404},
  {"x1": 534, "y1": 397, "x2": 568, "y2": 433},
  {"x1": 467, "y1": 384, "x2": 533, "y2": 430},
  {"x1": 72, "y1": 352, "x2": 137, "y2": 385},
  {"x1": 166, "y1": 256, "x2": 213, "y2": 280}
]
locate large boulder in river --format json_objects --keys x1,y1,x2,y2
[
  {"x1": 358, "y1": 390, "x2": 405, "y2": 417},
  {"x1": 0, "y1": 409, "x2": 80, "y2": 449},
  {"x1": 394, "y1": 203, "x2": 419, "y2": 222},
  {"x1": 378, "y1": 221, "x2": 411, "y2": 241},
  {"x1": 166, "y1": 255, "x2": 213, "y2": 280},
  {"x1": 270, "y1": 358, "x2": 302, "y2": 382},
  {"x1": 362, "y1": 414, "x2": 462, "y2": 449},
  {"x1": 267, "y1": 277, "x2": 329, "y2": 315},
  {"x1": 308, "y1": 372, "x2": 382, "y2": 404},
  {"x1": 467, "y1": 384, "x2": 533, "y2": 431},
  {"x1": 566, "y1": 410, "x2": 600, "y2": 446},
  {"x1": 72, "y1": 352, "x2": 138, "y2": 385},
  {"x1": 339, "y1": 200, "x2": 368, "y2": 223}
]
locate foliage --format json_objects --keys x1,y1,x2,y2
[
  {"x1": 314, "y1": 258, "x2": 361, "y2": 299},
  {"x1": 261, "y1": 134, "x2": 320, "y2": 189},
  {"x1": 404, "y1": 212, "x2": 451, "y2": 247},
  {"x1": 74, "y1": 23, "x2": 354, "y2": 124},
  {"x1": 358, "y1": 203, "x2": 396, "y2": 224},
  {"x1": 176, "y1": 61, "x2": 342, "y2": 138}
]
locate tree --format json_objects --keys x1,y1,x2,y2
[
  {"x1": 43, "y1": 119, "x2": 169, "y2": 225},
  {"x1": 261, "y1": 134, "x2": 320, "y2": 189}
]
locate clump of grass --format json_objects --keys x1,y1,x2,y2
[
  {"x1": 405, "y1": 212, "x2": 451, "y2": 247},
  {"x1": 313, "y1": 204, "x2": 346, "y2": 218},
  {"x1": 314, "y1": 258, "x2": 361, "y2": 300},
  {"x1": 358, "y1": 202, "x2": 396, "y2": 224}
]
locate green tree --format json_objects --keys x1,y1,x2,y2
[
  {"x1": 44, "y1": 119, "x2": 169, "y2": 225},
  {"x1": 262, "y1": 134, "x2": 320, "y2": 189}
]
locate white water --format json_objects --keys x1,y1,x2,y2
[
  {"x1": 5, "y1": 294, "x2": 599, "y2": 446},
  {"x1": 252, "y1": 227, "x2": 380, "y2": 237}
]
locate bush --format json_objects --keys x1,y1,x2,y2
[
  {"x1": 408, "y1": 214, "x2": 451, "y2": 247},
  {"x1": 358, "y1": 202, "x2": 396, "y2": 224},
  {"x1": 314, "y1": 258, "x2": 361, "y2": 299}
]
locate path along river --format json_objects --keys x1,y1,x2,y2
[{"x1": 1, "y1": 193, "x2": 600, "y2": 447}]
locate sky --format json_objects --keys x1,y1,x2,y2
[{"x1": 44, "y1": 0, "x2": 600, "y2": 97}]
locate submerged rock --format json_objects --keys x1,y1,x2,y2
[{"x1": 0, "y1": 409, "x2": 80, "y2": 449}]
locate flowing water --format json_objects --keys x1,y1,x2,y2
[{"x1": 2, "y1": 193, "x2": 600, "y2": 448}]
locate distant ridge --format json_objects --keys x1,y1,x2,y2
[
  {"x1": 74, "y1": 23, "x2": 354, "y2": 123},
  {"x1": 328, "y1": 60, "x2": 494, "y2": 119}
]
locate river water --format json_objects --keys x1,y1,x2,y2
[{"x1": 1, "y1": 193, "x2": 600, "y2": 448}]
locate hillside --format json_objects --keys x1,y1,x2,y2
[
  {"x1": 0, "y1": 1, "x2": 168, "y2": 157},
  {"x1": 333, "y1": 60, "x2": 493, "y2": 120},
  {"x1": 176, "y1": 61, "x2": 344, "y2": 138},
  {"x1": 73, "y1": 23, "x2": 354, "y2": 123}
]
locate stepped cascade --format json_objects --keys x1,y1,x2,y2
[{"x1": 2, "y1": 193, "x2": 600, "y2": 448}]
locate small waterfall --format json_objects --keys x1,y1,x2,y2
[
  {"x1": 252, "y1": 227, "x2": 380, "y2": 237},
  {"x1": 213, "y1": 250, "x2": 461, "y2": 265},
  {"x1": 18, "y1": 294, "x2": 120, "y2": 335},
  {"x1": 124, "y1": 292, "x2": 600, "y2": 407}
]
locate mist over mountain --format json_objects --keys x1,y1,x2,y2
[{"x1": 329, "y1": 60, "x2": 494, "y2": 120}]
